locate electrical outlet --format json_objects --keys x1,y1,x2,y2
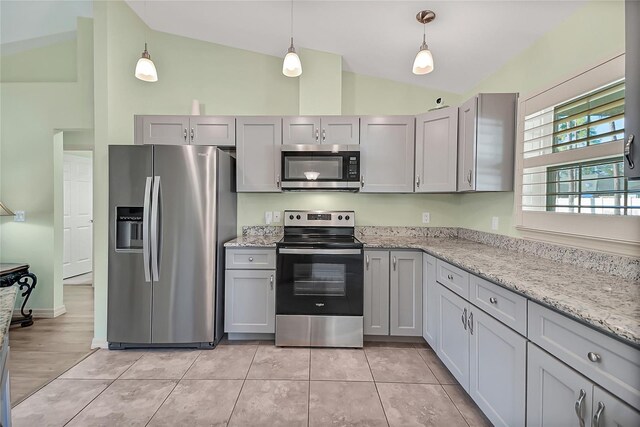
[
  {"x1": 273, "y1": 211, "x2": 281, "y2": 223},
  {"x1": 265, "y1": 211, "x2": 273, "y2": 225},
  {"x1": 491, "y1": 216, "x2": 499, "y2": 230},
  {"x1": 14, "y1": 211, "x2": 26, "y2": 222},
  {"x1": 422, "y1": 212, "x2": 430, "y2": 224}
]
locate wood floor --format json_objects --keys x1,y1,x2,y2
[{"x1": 9, "y1": 284, "x2": 94, "y2": 405}]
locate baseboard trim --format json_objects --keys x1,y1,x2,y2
[
  {"x1": 91, "y1": 338, "x2": 108, "y2": 349},
  {"x1": 15, "y1": 305, "x2": 67, "y2": 319}
]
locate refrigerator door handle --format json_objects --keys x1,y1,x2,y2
[
  {"x1": 151, "y1": 176, "x2": 161, "y2": 281},
  {"x1": 142, "y1": 177, "x2": 152, "y2": 282}
]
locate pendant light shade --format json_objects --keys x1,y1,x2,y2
[
  {"x1": 412, "y1": 10, "x2": 436, "y2": 76},
  {"x1": 135, "y1": 43, "x2": 158, "y2": 82},
  {"x1": 283, "y1": 39, "x2": 302, "y2": 77}
]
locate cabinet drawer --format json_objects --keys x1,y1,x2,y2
[
  {"x1": 470, "y1": 276, "x2": 527, "y2": 336},
  {"x1": 528, "y1": 301, "x2": 640, "y2": 409},
  {"x1": 226, "y1": 248, "x2": 276, "y2": 270},
  {"x1": 436, "y1": 259, "x2": 469, "y2": 299}
]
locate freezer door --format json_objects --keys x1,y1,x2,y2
[
  {"x1": 151, "y1": 145, "x2": 218, "y2": 344},
  {"x1": 108, "y1": 145, "x2": 153, "y2": 344}
]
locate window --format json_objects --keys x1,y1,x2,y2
[{"x1": 515, "y1": 55, "x2": 639, "y2": 254}]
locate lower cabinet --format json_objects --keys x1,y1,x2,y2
[
  {"x1": 436, "y1": 284, "x2": 526, "y2": 427},
  {"x1": 364, "y1": 250, "x2": 422, "y2": 337},
  {"x1": 528, "y1": 342, "x2": 640, "y2": 427},
  {"x1": 224, "y1": 269, "x2": 275, "y2": 333}
]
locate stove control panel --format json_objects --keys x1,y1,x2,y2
[{"x1": 284, "y1": 210, "x2": 355, "y2": 227}]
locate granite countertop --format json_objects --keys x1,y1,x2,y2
[
  {"x1": 224, "y1": 233, "x2": 640, "y2": 346},
  {"x1": 0, "y1": 287, "x2": 17, "y2": 349}
]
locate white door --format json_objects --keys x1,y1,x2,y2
[{"x1": 63, "y1": 153, "x2": 93, "y2": 278}]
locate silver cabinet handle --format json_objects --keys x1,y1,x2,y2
[
  {"x1": 468, "y1": 311, "x2": 474, "y2": 335},
  {"x1": 574, "y1": 389, "x2": 586, "y2": 427},
  {"x1": 462, "y1": 308, "x2": 467, "y2": 330},
  {"x1": 270, "y1": 274, "x2": 274, "y2": 290},
  {"x1": 315, "y1": 128, "x2": 319, "y2": 142},
  {"x1": 416, "y1": 175, "x2": 421, "y2": 188},
  {"x1": 142, "y1": 177, "x2": 153, "y2": 283},
  {"x1": 392, "y1": 256, "x2": 397, "y2": 271},
  {"x1": 467, "y1": 169, "x2": 473, "y2": 186},
  {"x1": 366, "y1": 255, "x2": 370, "y2": 269},
  {"x1": 587, "y1": 352, "x2": 601, "y2": 363},
  {"x1": 322, "y1": 129, "x2": 326, "y2": 142},
  {"x1": 190, "y1": 128, "x2": 195, "y2": 141},
  {"x1": 248, "y1": 257, "x2": 254, "y2": 262},
  {"x1": 447, "y1": 274, "x2": 453, "y2": 280},
  {"x1": 361, "y1": 175, "x2": 365, "y2": 188},
  {"x1": 625, "y1": 134, "x2": 635, "y2": 169},
  {"x1": 593, "y1": 402, "x2": 605, "y2": 427},
  {"x1": 489, "y1": 297, "x2": 498, "y2": 304},
  {"x1": 276, "y1": 174, "x2": 280, "y2": 188},
  {"x1": 183, "y1": 128, "x2": 188, "y2": 141}
]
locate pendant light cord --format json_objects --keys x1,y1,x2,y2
[{"x1": 290, "y1": 0, "x2": 294, "y2": 46}]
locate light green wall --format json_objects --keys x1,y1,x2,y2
[
  {"x1": 0, "y1": 18, "x2": 94, "y2": 312},
  {"x1": 456, "y1": 0, "x2": 625, "y2": 236},
  {"x1": 1, "y1": 38, "x2": 78, "y2": 82},
  {"x1": 299, "y1": 48, "x2": 342, "y2": 115}
]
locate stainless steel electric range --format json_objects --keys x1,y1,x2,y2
[{"x1": 276, "y1": 210, "x2": 364, "y2": 348}]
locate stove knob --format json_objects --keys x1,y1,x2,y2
[
  {"x1": 338, "y1": 215, "x2": 343, "y2": 220},
  {"x1": 296, "y1": 215, "x2": 301, "y2": 220},
  {"x1": 289, "y1": 215, "x2": 294, "y2": 220},
  {"x1": 345, "y1": 215, "x2": 350, "y2": 220}
]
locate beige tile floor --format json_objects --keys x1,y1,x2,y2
[{"x1": 12, "y1": 340, "x2": 491, "y2": 427}]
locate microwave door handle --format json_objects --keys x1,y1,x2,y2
[
  {"x1": 142, "y1": 177, "x2": 152, "y2": 282},
  {"x1": 151, "y1": 176, "x2": 161, "y2": 281}
]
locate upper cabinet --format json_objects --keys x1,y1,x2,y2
[
  {"x1": 236, "y1": 117, "x2": 282, "y2": 192},
  {"x1": 360, "y1": 116, "x2": 415, "y2": 193},
  {"x1": 134, "y1": 115, "x2": 235, "y2": 146},
  {"x1": 457, "y1": 93, "x2": 517, "y2": 192},
  {"x1": 415, "y1": 107, "x2": 458, "y2": 192},
  {"x1": 283, "y1": 116, "x2": 359, "y2": 145},
  {"x1": 625, "y1": 0, "x2": 640, "y2": 180}
]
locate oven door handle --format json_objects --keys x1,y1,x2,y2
[{"x1": 278, "y1": 248, "x2": 362, "y2": 255}]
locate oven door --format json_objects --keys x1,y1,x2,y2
[{"x1": 276, "y1": 248, "x2": 363, "y2": 316}]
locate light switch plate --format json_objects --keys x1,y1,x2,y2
[
  {"x1": 273, "y1": 211, "x2": 281, "y2": 223},
  {"x1": 14, "y1": 211, "x2": 26, "y2": 222},
  {"x1": 422, "y1": 212, "x2": 430, "y2": 224},
  {"x1": 491, "y1": 216, "x2": 499, "y2": 230},
  {"x1": 265, "y1": 211, "x2": 273, "y2": 225}
]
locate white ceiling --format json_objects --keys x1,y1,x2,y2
[{"x1": 126, "y1": 0, "x2": 588, "y2": 94}]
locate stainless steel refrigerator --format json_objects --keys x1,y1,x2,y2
[{"x1": 107, "y1": 145, "x2": 236, "y2": 349}]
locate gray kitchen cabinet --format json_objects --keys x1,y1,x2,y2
[
  {"x1": 436, "y1": 284, "x2": 470, "y2": 390},
  {"x1": 625, "y1": 0, "x2": 640, "y2": 179},
  {"x1": 423, "y1": 254, "x2": 438, "y2": 348},
  {"x1": 360, "y1": 116, "x2": 416, "y2": 192},
  {"x1": 283, "y1": 116, "x2": 359, "y2": 145},
  {"x1": 469, "y1": 308, "x2": 526, "y2": 427},
  {"x1": 593, "y1": 385, "x2": 640, "y2": 427},
  {"x1": 457, "y1": 93, "x2": 517, "y2": 192},
  {"x1": 236, "y1": 117, "x2": 282, "y2": 192},
  {"x1": 224, "y1": 269, "x2": 275, "y2": 333},
  {"x1": 390, "y1": 251, "x2": 422, "y2": 337},
  {"x1": 415, "y1": 107, "x2": 458, "y2": 192},
  {"x1": 134, "y1": 115, "x2": 235, "y2": 146},
  {"x1": 364, "y1": 250, "x2": 390, "y2": 335},
  {"x1": 527, "y1": 343, "x2": 594, "y2": 427}
]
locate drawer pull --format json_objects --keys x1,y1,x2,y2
[
  {"x1": 447, "y1": 274, "x2": 453, "y2": 280},
  {"x1": 248, "y1": 257, "x2": 254, "y2": 262},
  {"x1": 593, "y1": 402, "x2": 605, "y2": 427},
  {"x1": 574, "y1": 389, "x2": 586, "y2": 427},
  {"x1": 489, "y1": 297, "x2": 498, "y2": 304},
  {"x1": 587, "y1": 352, "x2": 601, "y2": 363}
]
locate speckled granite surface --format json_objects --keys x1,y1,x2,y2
[
  {"x1": 0, "y1": 286, "x2": 17, "y2": 348},
  {"x1": 224, "y1": 235, "x2": 282, "y2": 247}
]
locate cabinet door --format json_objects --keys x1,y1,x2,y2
[
  {"x1": 593, "y1": 385, "x2": 640, "y2": 427},
  {"x1": 527, "y1": 343, "x2": 593, "y2": 427},
  {"x1": 320, "y1": 116, "x2": 360, "y2": 145},
  {"x1": 423, "y1": 255, "x2": 438, "y2": 347},
  {"x1": 138, "y1": 115, "x2": 190, "y2": 145},
  {"x1": 390, "y1": 251, "x2": 422, "y2": 337},
  {"x1": 469, "y1": 309, "x2": 526, "y2": 427},
  {"x1": 224, "y1": 270, "x2": 275, "y2": 333},
  {"x1": 626, "y1": 0, "x2": 640, "y2": 179},
  {"x1": 190, "y1": 116, "x2": 235, "y2": 146},
  {"x1": 360, "y1": 116, "x2": 415, "y2": 193},
  {"x1": 436, "y1": 284, "x2": 470, "y2": 390},
  {"x1": 283, "y1": 116, "x2": 320, "y2": 145},
  {"x1": 236, "y1": 117, "x2": 282, "y2": 192},
  {"x1": 364, "y1": 251, "x2": 390, "y2": 335},
  {"x1": 457, "y1": 97, "x2": 478, "y2": 191},
  {"x1": 415, "y1": 108, "x2": 458, "y2": 192}
]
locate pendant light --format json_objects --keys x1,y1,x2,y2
[
  {"x1": 282, "y1": 0, "x2": 302, "y2": 77},
  {"x1": 135, "y1": 1, "x2": 158, "y2": 82},
  {"x1": 412, "y1": 10, "x2": 435, "y2": 75}
]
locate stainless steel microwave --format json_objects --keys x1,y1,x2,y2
[{"x1": 281, "y1": 145, "x2": 360, "y2": 190}]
